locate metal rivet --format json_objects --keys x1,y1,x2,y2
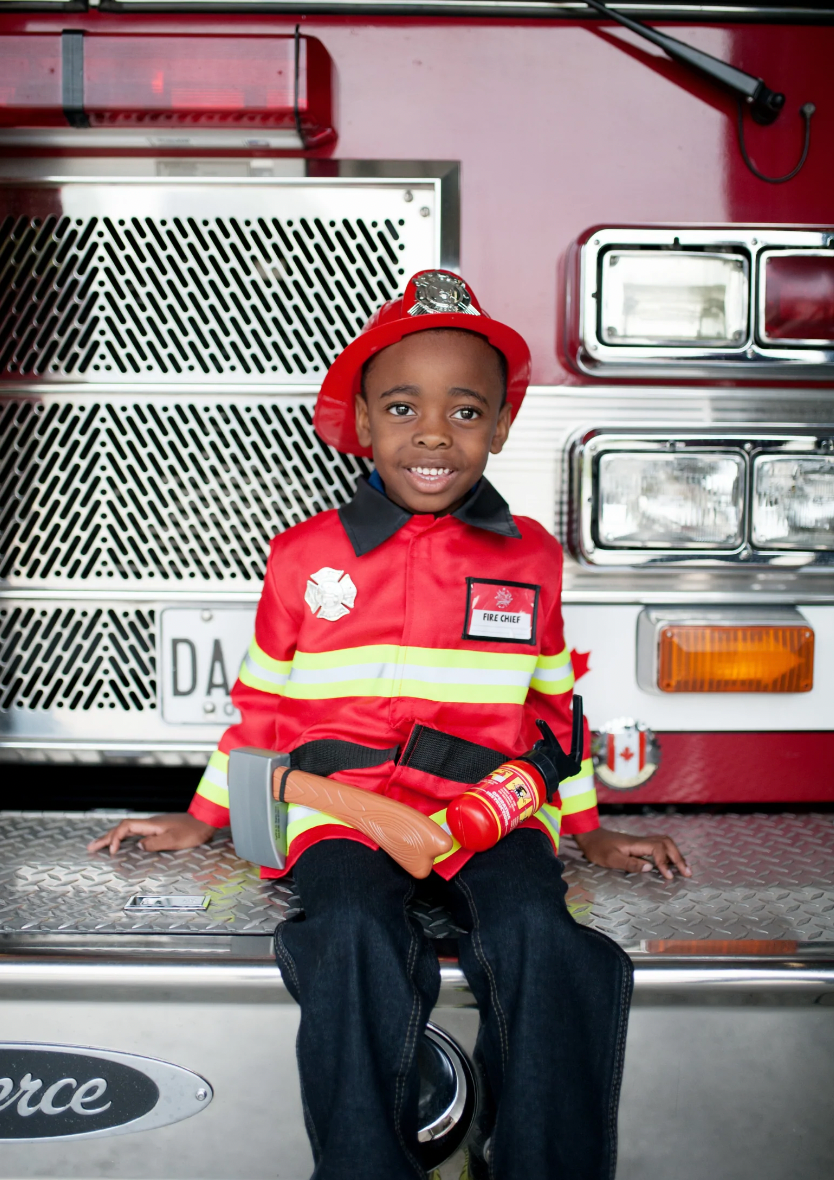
[
  {"x1": 419, "y1": 207, "x2": 431, "y2": 218},
  {"x1": 195, "y1": 1088, "x2": 208, "y2": 1101},
  {"x1": 201, "y1": 610, "x2": 213, "y2": 622},
  {"x1": 203, "y1": 701, "x2": 216, "y2": 715},
  {"x1": 403, "y1": 190, "x2": 414, "y2": 203}
]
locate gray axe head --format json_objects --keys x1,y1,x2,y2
[{"x1": 228, "y1": 748, "x2": 290, "y2": 870}]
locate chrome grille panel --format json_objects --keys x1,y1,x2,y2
[
  {"x1": 0, "y1": 603, "x2": 155, "y2": 714},
  {"x1": 0, "y1": 178, "x2": 438, "y2": 383},
  {"x1": 1, "y1": 392, "x2": 370, "y2": 589}
]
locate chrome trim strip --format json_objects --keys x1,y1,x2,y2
[
  {"x1": 2, "y1": 955, "x2": 832, "y2": 1008},
  {"x1": 91, "y1": 0, "x2": 834, "y2": 22}
]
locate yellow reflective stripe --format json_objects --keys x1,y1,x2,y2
[
  {"x1": 285, "y1": 803, "x2": 352, "y2": 842},
  {"x1": 283, "y1": 677, "x2": 529, "y2": 704},
  {"x1": 561, "y1": 788, "x2": 597, "y2": 816},
  {"x1": 530, "y1": 646, "x2": 575, "y2": 695},
  {"x1": 429, "y1": 808, "x2": 461, "y2": 865},
  {"x1": 535, "y1": 647, "x2": 571, "y2": 670},
  {"x1": 292, "y1": 646, "x2": 537, "y2": 673},
  {"x1": 238, "y1": 638, "x2": 292, "y2": 695},
  {"x1": 560, "y1": 758, "x2": 594, "y2": 789},
  {"x1": 559, "y1": 760, "x2": 597, "y2": 816},
  {"x1": 530, "y1": 668, "x2": 575, "y2": 694},
  {"x1": 283, "y1": 645, "x2": 535, "y2": 703},
  {"x1": 195, "y1": 751, "x2": 230, "y2": 808},
  {"x1": 535, "y1": 801, "x2": 562, "y2": 844}
]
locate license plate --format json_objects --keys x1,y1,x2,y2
[{"x1": 159, "y1": 608, "x2": 255, "y2": 725}]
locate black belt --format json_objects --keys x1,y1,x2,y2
[{"x1": 290, "y1": 727, "x2": 507, "y2": 785}]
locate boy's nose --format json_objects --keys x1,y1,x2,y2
[{"x1": 413, "y1": 413, "x2": 452, "y2": 448}]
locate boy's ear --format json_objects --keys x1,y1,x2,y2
[
  {"x1": 489, "y1": 401, "x2": 513, "y2": 456},
  {"x1": 355, "y1": 393, "x2": 373, "y2": 449}
]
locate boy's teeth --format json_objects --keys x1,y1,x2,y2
[{"x1": 412, "y1": 467, "x2": 451, "y2": 476}]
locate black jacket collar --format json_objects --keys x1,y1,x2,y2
[{"x1": 339, "y1": 476, "x2": 521, "y2": 557}]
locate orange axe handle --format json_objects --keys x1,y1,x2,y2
[{"x1": 276, "y1": 768, "x2": 453, "y2": 879}]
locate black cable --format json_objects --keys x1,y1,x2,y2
[
  {"x1": 293, "y1": 24, "x2": 309, "y2": 150},
  {"x1": 736, "y1": 99, "x2": 815, "y2": 184}
]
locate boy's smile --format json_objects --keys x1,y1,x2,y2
[{"x1": 354, "y1": 329, "x2": 512, "y2": 516}]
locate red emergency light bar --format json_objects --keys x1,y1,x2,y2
[{"x1": 0, "y1": 32, "x2": 335, "y2": 149}]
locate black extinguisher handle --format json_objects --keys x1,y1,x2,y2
[{"x1": 525, "y1": 696, "x2": 584, "y2": 803}]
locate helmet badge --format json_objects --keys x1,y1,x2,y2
[{"x1": 408, "y1": 272, "x2": 481, "y2": 317}]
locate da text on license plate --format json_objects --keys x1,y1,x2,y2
[{"x1": 159, "y1": 608, "x2": 255, "y2": 725}]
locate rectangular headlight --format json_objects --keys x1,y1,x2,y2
[
  {"x1": 752, "y1": 455, "x2": 834, "y2": 549},
  {"x1": 597, "y1": 452, "x2": 745, "y2": 548},
  {"x1": 600, "y1": 251, "x2": 748, "y2": 347}
]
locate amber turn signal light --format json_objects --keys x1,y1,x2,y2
[{"x1": 658, "y1": 625, "x2": 814, "y2": 693}]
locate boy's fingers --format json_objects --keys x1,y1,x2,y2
[
  {"x1": 650, "y1": 843, "x2": 675, "y2": 881},
  {"x1": 622, "y1": 854, "x2": 653, "y2": 874},
  {"x1": 87, "y1": 820, "x2": 165, "y2": 855},
  {"x1": 662, "y1": 837, "x2": 692, "y2": 877},
  {"x1": 139, "y1": 831, "x2": 189, "y2": 852}
]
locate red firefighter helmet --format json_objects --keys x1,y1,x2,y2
[{"x1": 314, "y1": 269, "x2": 532, "y2": 457}]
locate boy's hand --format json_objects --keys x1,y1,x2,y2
[
  {"x1": 87, "y1": 813, "x2": 217, "y2": 856},
  {"x1": 572, "y1": 826, "x2": 691, "y2": 882}
]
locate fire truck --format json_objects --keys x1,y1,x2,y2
[{"x1": 0, "y1": 3, "x2": 832, "y2": 1177}]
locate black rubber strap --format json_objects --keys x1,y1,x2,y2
[
  {"x1": 62, "y1": 31, "x2": 90, "y2": 130},
  {"x1": 398, "y1": 725, "x2": 507, "y2": 785},
  {"x1": 290, "y1": 739, "x2": 400, "y2": 778},
  {"x1": 277, "y1": 765, "x2": 293, "y2": 803},
  {"x1": 289, "y1": 729, "x2": 507, "y2": 785}
]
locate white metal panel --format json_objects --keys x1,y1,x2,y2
[{"x1": 562, "y1": 602, "x2": 834, "y2": 731}]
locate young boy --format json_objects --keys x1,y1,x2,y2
[{"x1": 91, "y1": 270, "x2": 689, "y2": 1180}]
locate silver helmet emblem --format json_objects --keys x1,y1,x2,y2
[{"x1": 408, "y1": 272, "x2": 481, "y2": 317}]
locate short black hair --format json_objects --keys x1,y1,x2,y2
[{"x1": 359, "y1": 328, "x2": 508, "y2": 406}]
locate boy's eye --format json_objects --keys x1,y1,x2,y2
[
  {"x1": 451, "y1": 406, "x2": 481, "y2": 421},
  {"x1": 386, "y1": 403, "x2": 415, "y2": 418}
]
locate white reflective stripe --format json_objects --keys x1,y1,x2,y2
[
  {"x1": 244, "y1": 651, "x2": 290, "y2": 686},
  {"x1": 531, "y1": 662, "x2": 574, "y2": 683},
  {"x1": 287, "y1": 662, "x2": 533, "y2": 688},
  {"x1": 535, "y1": 806, "x2": 561, "y2": 838},
  {"x1": 202, "y1": 762, "x2": 228, "y2": 790},
  {"x1": 559, "y1": 771, "x2": 594, "y2": 799},
  {"x1": 286, "y1": 804, "x2": 320, "y2": 823}
]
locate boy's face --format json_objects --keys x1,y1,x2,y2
[{"x1": 355, "y1": 330, "x2": 512, "y2": 516}]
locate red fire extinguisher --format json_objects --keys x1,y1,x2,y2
[{"x1": 446, "y1": 698, "x2": 585, "y2": 852}]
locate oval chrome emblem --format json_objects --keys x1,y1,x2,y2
[
  {"x1": 0, "y1": 1044, "x2": 212, "y2": 1142},
  {"x1": 592, "y1": 719, "x2": 661, "y2": 790}
]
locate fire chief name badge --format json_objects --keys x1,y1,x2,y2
[{"x1": 463, "y1": 579, "x2": 539, "y2": 645}]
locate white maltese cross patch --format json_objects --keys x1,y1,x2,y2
[{"x1": 304, "y1": 567, "x2": 357, "y2": 622}]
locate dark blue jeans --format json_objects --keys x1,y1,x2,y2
[{"x1": 275, "y1": 829, "x2": 632, "y2": 1180}]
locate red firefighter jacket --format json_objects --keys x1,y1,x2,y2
[{"x1": 188, "y1": 477, "x2": 598, "y2": 878}]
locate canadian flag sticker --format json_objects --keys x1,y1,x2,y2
[{"x1": 464, "y1": 579, "x2": 539, "y2": 644}]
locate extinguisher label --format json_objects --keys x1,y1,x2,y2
[{"x1": 463, "y1": 579, "x2": 539, "y2": 644}]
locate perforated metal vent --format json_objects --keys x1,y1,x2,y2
[
  {"x1": 1, "y1": 394, "x2": 371, "y2": 589},
  {"x1": 0, "y1": 605, "x2": 155, "y2": 713},
  {"x1": 0, "y1": 178, "x2": 438, "y2": 383}
]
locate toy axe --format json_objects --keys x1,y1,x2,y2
[{"x1": 228, "y1": 748, "x2": 453, "y2": 879}]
